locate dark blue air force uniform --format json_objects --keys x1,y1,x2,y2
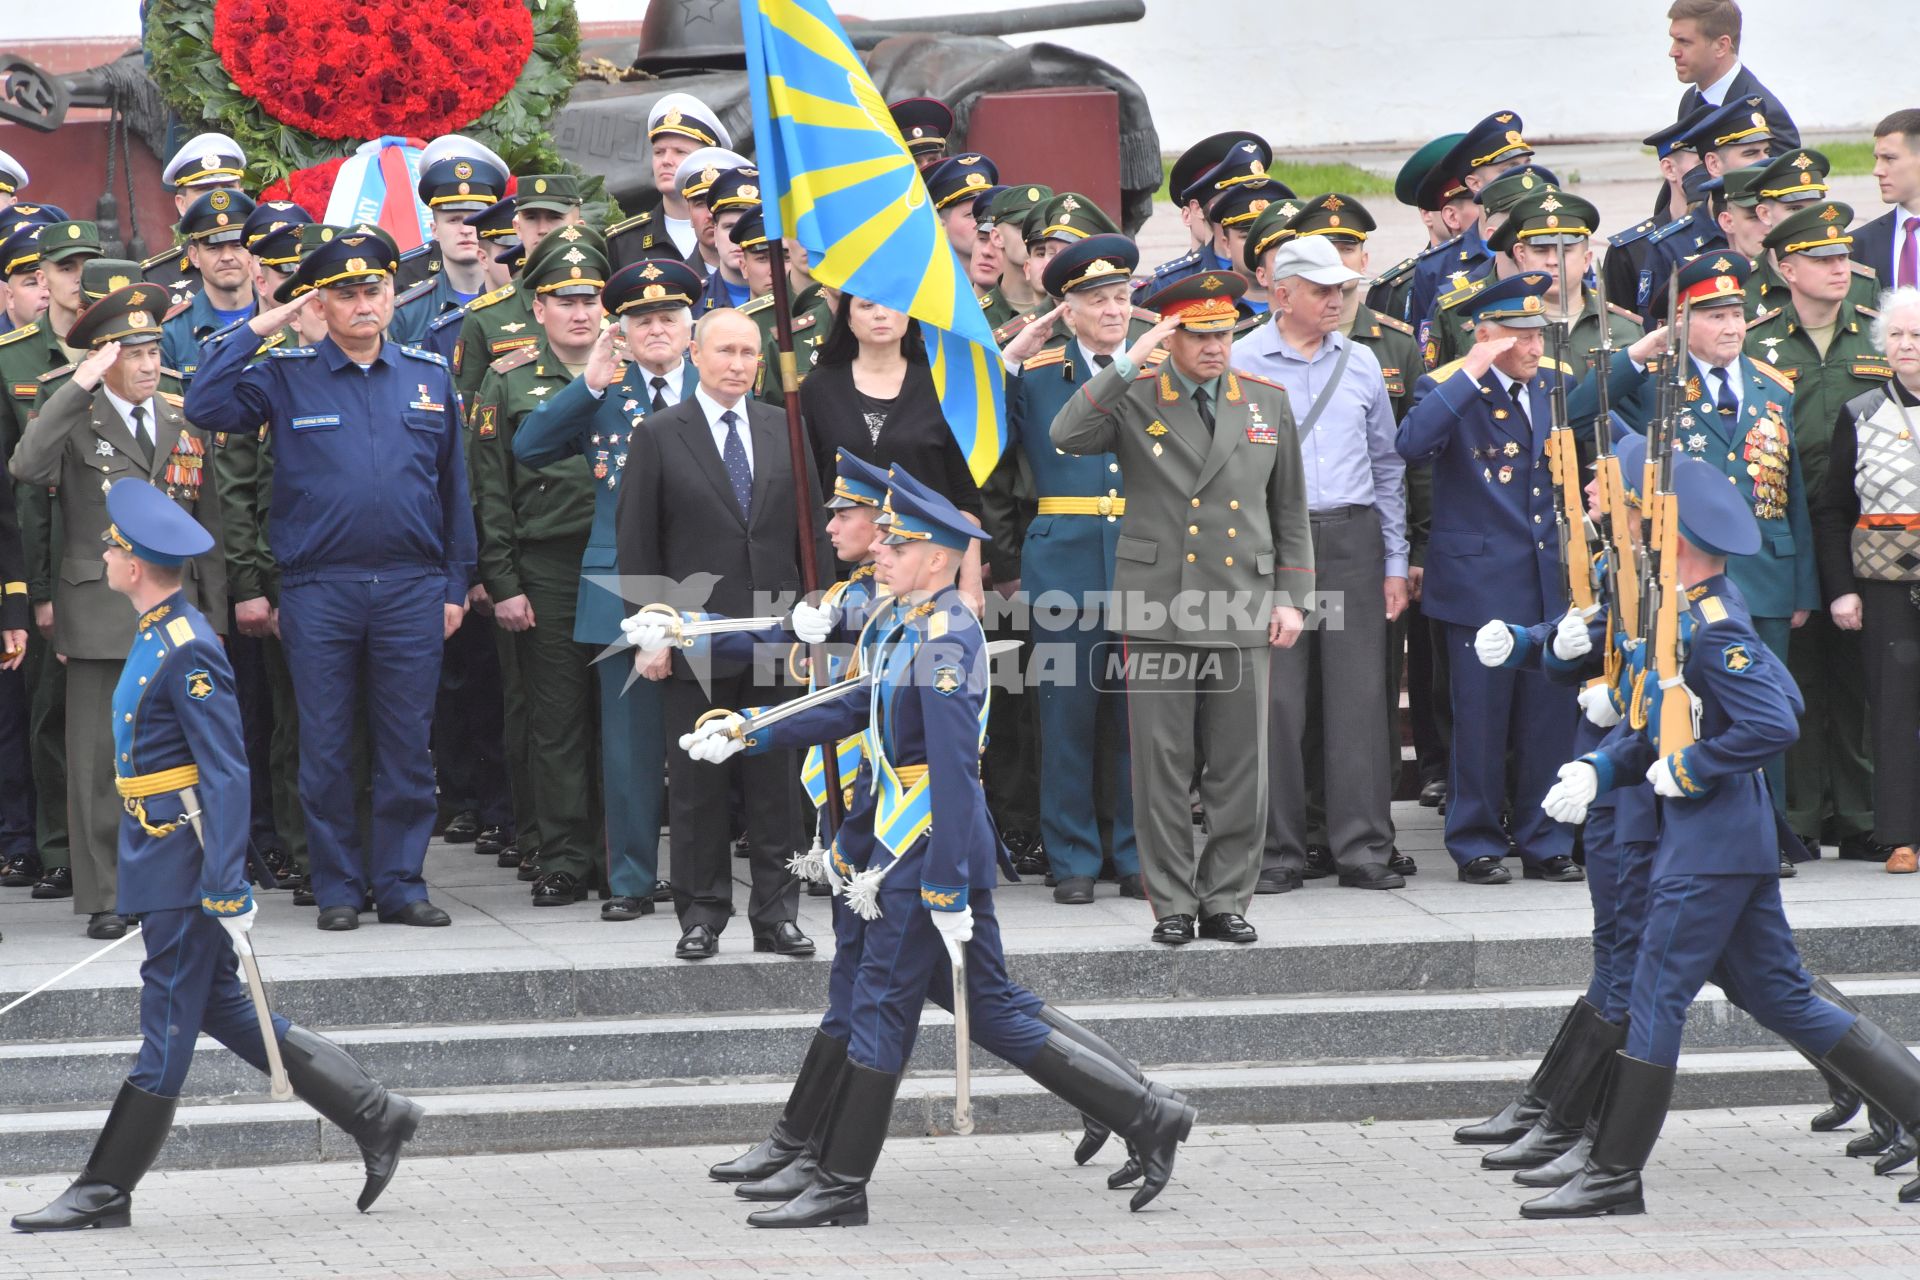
[{"x1": 183, "y1": 326, "x2": 475, "y2": 914}]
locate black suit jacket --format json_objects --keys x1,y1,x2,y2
[
  {"x1": 1654, "y1": 66, "x2": 1801, "y2": 219},
  {"x1": 1850, "y1": 209, "x2": 1903, "y2": 290},
  {"x1": 615, "y1": 394, "x2": 831, "y2": 680}
]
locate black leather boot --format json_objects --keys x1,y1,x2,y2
[
  {"x1": 1846, "y1": 1103, "x2": 1901, "y2": 1157},
  {"x1": 1021, "y1": 1032, "x2": 1197, "y2": 1211},
  {"x1": 1033, "y1": 1005, "x2": 1185, "y2": 1188},
  {"x1": 1520, "y1": 1052, "x2": 1673, "y2": 1218},
  {"x1": 713, "y1": 1031, "x2": 847, "y2": 1183},
  {"x1": 1456, "y1": 998, "x2": 1589, "y2": 1144},
  {"x1": 1818, "y1": 1016, "x2": 1920, "y2": 1202},
  {"x1": 1874, "y1": 1122, "x2": 1917, "y2": 1175},
  {"x1": 1484, "y1": 1006, "x2": 1626, "y2": 1171},
  {"x1": 10, "y1": 1080, "x2": 176, "y2": 1232},
  {"x1": 1806, "y1": 977, "x2": 1865, "y2": 1131},
  {"x1": 1515, "y1": 1130, "x2": 1592, "y2": 1187},
  {"x1": 748, "y1": 1060, "x2": 898, "y2": 1228},
  {"x1": 280, "y1": 1025, "x2": 423, "y2": 1212}
]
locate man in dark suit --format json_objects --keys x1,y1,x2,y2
[
  {"x1": 1655, "y1": 0, "x2": 1798, "y2": 221},
  {"x1": 1852, "y1": 110, "x2": 1920, "y2": 290},
  {"x1": 615, "y1": 307, "x2": 829, "y2": 960}
]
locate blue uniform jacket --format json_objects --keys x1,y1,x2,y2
[
  {"x1": 1130, "y1": 243, "x2": 1232, "y2": 306},
  {"x1": 1407, "y1": 225, "x2": 1493, "y2": 348},
  {"x1": 392, "y1": 271, "x2": 477, "y2": 347},
  {"x1": 1009, "y1": 344, "x2": 1125, "y2": 602},
  {"x1": 1638, "y1": 208, "x2": 1725, "y2": 315},
  {"x1": 1396, "y1": 357, "x2": 1573, "y2": 627},
  {"x1": 1572, "y1": 349, "x2": 1816, "y2": 619},
  {"x1": 160, "y1": 292, "x2": 256, "y2": 388},
  {"x1": 184, "y1": 326, "x2": 476, "y2": 603},
  {"x1": 510, "y1": 358, "x2": 698, "y2": 645},
  {"x1": 421, "y1": 303, "x2": 467, "y2": 367},
  {"x1": 112, "y1": 592, "x2": 250, "y2": 915}
]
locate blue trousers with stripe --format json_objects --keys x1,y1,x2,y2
[
  {"x1": 131, "y1": 908, "x2": 290, "y2": 1098},
  {"x1": 1580, "y1": 800, "x2": 1654, "y2": 1024}
]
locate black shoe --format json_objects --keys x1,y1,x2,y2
[
  {"x1": 731, "y1": 836, "x2": 751, "y2": 860},
  {"x1": 1838, "y1": 833, "x2": 1891, "y2": 862},
  {"x1": 1301, "y1": 845, "x2": 1334, "y2": 879},
  {"x1": 1338, "y1": 863, "x2": 1406, "y2": 889},
  {"x1": 1780, "y1": 856, "x2": 1799, "y2": 878},
  {"x1": 1198, "y1": 912, "x2": 1257, "y2": 943},
  {"x1": 9, "y1": 1080, "x2": 175, "y2": 1232},
  {"x1": 1254, "y1": 871, "x2": 1302, "y2": 894},
  {"x1": 31, "y1": 866, "x2": 73, "y2": 899},
  {"x1": 1118, "y1": 874, "x2": 1148, "y2": 900},
  {"x1": 1520, "y1": 1052, "x2": 1672, "y2": 1218},
  {"x1": 1009, "y1": 830, "x2": 1049, "y2": 878},
  {"x1": 497, "y1": 840, "x2": 526, "y2": 870},
  {"x1": 736, "y1": 1151, "x2": 819, "y2": 1201},
  {"x1": 257, "y1": 843, "x2": 294, "y2": 889},
  {"x1": 515, "y1": 851, "x2": 542, "y2": 882},
  {"x1": 651, "y1": 878, "x2": 674, "y2": 904},
  {"x1": 676, "y1": 924, "x2": 718, "y2": 960},
  {"x1": 747, "y1": 1061, "x2": 899, "y2": 1228},
  {"x1": 1874, "y1": 1122, "x2": 1917, "y2": 1175},
  {"x1": 1021, "y1": 1032, "x2": 1196, "y2": 1212},
  {"x1": 1809, "y1": 1068, "x2": 1863, "y2": 1132},
  {"x1": 442, "y1": 810, "x2": 479, "y2": 843},
  {"x1": 807, "y1": 879, "x2": 832, "y2": 897},
  {"x1": 1484, "y1": 1004, "x2": 1624, "y2": 1171},
  {"x1": 280, "y1": 1026, "x2": 423, "y2": 1212},
  {"x1": 1524, "y1": 855, "x2": 1585, "y2": 883},
  {"x1": 601, "y1": 896, "x2": 655, "y2": 921},
  {"x1": 1419, "y1": 779, "x2": 1447, "y2": 807},
  {"x1": 0, "y1": 852, "x2": 42, "y2": 887},
  {"x1": 1150, "y1": 915, "x2": 1195, "y2": 945},
  {"x1": 291, "y1": 874, "x2": 316, "y2": 907},
  {"x1": 475, "y1": 825, "x2": 511, "y2": 858},
  {"x1": 1456, "y1": 999, "x2": 1592, "y2": 1144},
  {"x1": 317, "y1": 906, "x2": 359, "y2": 931},
  {"x1": 531, "y1": 871, "x2": 589, "y2": 906},
  {"x1": 754, "y1": 922, "x2": 815, "y2": 956},
  {"x1": 1053, "y1": 876, "x2": 1095, "y2": 905},
  {"x1": 378, "y1": 901, "x2": 451, "y2": 927},
  {"x1": 1457, "y1": 856, "x2": 1511, "y2": 885},
  {"x1": 86, "y1": 912, "x2": 129, "y2": 940},
  {"x1": 714, "y1": 1032, "x2": 848, "y2": 1182},
  {"x1": 1388, "y1": 847, "x2": 1418, "y2": 876}
]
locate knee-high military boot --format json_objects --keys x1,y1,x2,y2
[
  {"x1": 280, "y1": 1025, "x2": 424, "y2": 1212},
  {"x1": 10, "y1": 1080, "x2": 176, "y2": 1232},
  {"x1": 1457, "y1": 997, "x2": 1589, "y2": 1144},
  {"x1": 1021, "y1": 1032, "x2": 1197, "y2": 1211},
  {"x1": 1485, "y1": 1005, "x2": 1627, "y2": 1171},
  {"x1": 1034, "y1": 1005, "x2": 1186, "y2": 1189},
  {"x1": 749, "y1": 1060, "x2": 899, "y2": 1228},
  {"x1": 1816, "y1": 1016, "x2": 1920, "y2": 1204},
  {"x1": 715, "y1": 1030, "x2": 847, "y2": 1185},
  {"x1": 1520, "y1": 1052, "x2": 1674, "y2": 1218}
]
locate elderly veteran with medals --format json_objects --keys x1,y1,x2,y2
[
  {"x1": 9, "y1": 278, "x2": 226, "y2": 939},
  {"x1": 1050, "y1": 269, "x2": 1314, "y2": 946}
]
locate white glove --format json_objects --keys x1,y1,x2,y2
[
  {"x1": 1646, "y1": 756, "x2": 1684, "y2": 798},
  {"x1": 1541, "y1": 761, "x2": 1599, "y2": 825},
  {"x1": 215, "y1": 902, "x2": 258, "y2": 944},
  {"x1": 791, "y1": 600, "x2": 839, "y2": 646},
  {"x1": 620, "y1": 612, "x2": 672, "y2": 654},
  {"x1": 678, "y1": 714, "x2": 745, "y2": 763},
  {"x1": 1474, "y1": 619, "x2": 1515, "y2": 667},
  {"x1": 929, "y1": 905, "x2": 974, "y2": 967},
  {"x1": 1551, "y1": 608, "x2": 1596, "y2": 661},
  {"x1": 1577, "y1": 683, "x2": 1623, "y2": 728}
]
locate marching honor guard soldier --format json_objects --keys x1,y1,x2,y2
[
  {"x1": 467, "y1": 226, "x2": 611, "y2": 908},
  {"x1": 888, "y1": 97, "x2": 953, "y2": 171},
  {"x1": 607, "y1": 92, "x2": 732, "y2": 268},
  {"x1": 9, "y1": 277, "x2": 225, "y2": 939},
  {"x1": 184, "y1": 224, "x2": 473, "y2": 931},
  {"x1": 510, "y1": 256, "x2": 702, "y2": 919},
  {"x1": 9, "y1": 480, "x2": 423, "y2": 1233},
  {"x1": 682, "y1": 467, "x2": 1198, "y2": 1227},
  {"x1": 1745, "y1": 203, "x2": 1891, "y2": 861},
  {"x1": 144, "y1": 133, "x2": 251, "y2": 310},
  {"x1": 1051, "y1": 270, "x2": 1314, "y2": 946},
  {"x1": 1396, "y1": 272, "x2": 1582, "y2": 885}
]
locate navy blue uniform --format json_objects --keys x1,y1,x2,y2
[
  {"x1": 1636, "y1": 208, "x2": 1726, "y2": 321},
  {"x1": 160, "y1": 292, "x2": 256, "y2": 389},
  {"x1": 392, "y1": 272, "x2": 477, "y2": 349},
  {"x1": 113, "y1": 592, "x2": 287, "y2": 1096},
  {"x1": 1407, "y1": 226, "x2": 1494, "y2": 354},
  {"x1": 183, "y1": 325, "x2": 475, "y2": 914},
  {"x1": 1397, "y1": 356, "x2": 1577, "y2": 868}
]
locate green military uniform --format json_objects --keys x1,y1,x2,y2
[
  {"x1": 1744, "y1": 199, "x2": 1893, "y2": 850},
  {"x1": 452, "y1": 283, "x2": 538, "y2": 406},
  {"x1": 465, "y1": 227, "x2": 609, "y2": 899}
]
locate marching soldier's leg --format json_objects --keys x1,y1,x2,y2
[
  {"x1": 24, "y1": 634, "x2": 72, "y2": 895},
  {"x1": 1123, "y1": 639, "x2": 1202, "y2": 929},
  {"x1": 64, "y1": 658, "x2": 125, "y2": 931},
  {"x1": 1194, "y1": 644, "x2": 1268, "y2": 923},
  {"x1": 597, "y1": 657, "x2": 665, "y2": 916}
]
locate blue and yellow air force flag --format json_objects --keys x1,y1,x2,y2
[{"x1": 742, "y1": 0, "x2": 1005, "y2": 484}]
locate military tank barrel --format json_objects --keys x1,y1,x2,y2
[{"x1": 843, "y1": 0, "x2": 1147, "y2": 46}]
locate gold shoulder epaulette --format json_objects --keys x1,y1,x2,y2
[
  {"x1": 468, "y1": 284, "x2": 516, "y2": 312},
  {"x1": 139, "y1": 246, "x2": 182, "y2": 271},
  {"x1": 1748, "y1": 306, "x2": 1782, "y2": 326},
  {"x1": 1130, "y1": 306, "x2": 1160, "y2": 324},
  {"x1": 1750, "y1": 360, "x2": 1794, "y2": 391},
  {"x1": 1854, "y1": 303, "x2": 1880, "y2": 319},
  {"x1": 606, "y1": 210, "x2": 655, "y2": 236},
  {"x1": 1851, "y1": 261, "x2": 1878, "y2": 279},
  {"x1": 489, "y1": 345, "x2": 539, "y2": 374},
  {"x1": 927, "y1": 611, "x2": 949, "y2": 639},
  {"x1": 1235, "y1": 370, "x2": 1286, "y2": 391},
  {"x1": 1543, "y1": 358, "x2": 1574, "y2": 375},
  {"x1": 158, "y1": 391, "x2": 184, "y2": 407},
  {"x1": 1437, "y1": 279, "x2": 1486, "y2": 311},
  {"x1": 1428, "y1": 356, "x2": 1469, "y2": 385},
  {"x1": 1606, "y1": 302, "x2": 1641, "y2": 323},
  {"x1": 1022, "y1": 348, "x2": 1067, "y2": 371},
  {"x1": 0, "y1": 321, "x2": 42, "y2": 348},
  {"x1": 739, "y1": 293, "x2": 775, "y2": 315},
  {"x1": 1698, "y1": 596, "x2": 1728, "y2": 624},
  {"x1": 1373, "y1": 313, "x2": 1414, "y2": 336},
  {"x1": 160, "y1": 366, "x2": 184, "y2": 381}
]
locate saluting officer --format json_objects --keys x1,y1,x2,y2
[
  {"x1": 1396, "y1": 272, "x2": 1582, "y2": 886},
  {"x1": 9, "y1": 479, "x2": 422, "y2": 1233},
  {"x1": 143, "y1": 133, "x2": 250, "y2": 310},
  {"x1": 10, "y1": 278, "x2": 225, "y2": 938},
  {"x1": 184, "y1": 224, "x2": 474, "y2": 931},
  {"x1": 607, "y1": 92, "x2": 732, "y2": 268}
]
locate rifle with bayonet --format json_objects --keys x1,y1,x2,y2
[
  {"x1": 1544, "y1": 249, "x2": 1596, "y2": 615},
  {"x1": 1632, "y1": 272, "x2": 1697, "y2": 755},
  {"x1": 1588, "y1": 265, "x2": 1638, "y2": 693}
]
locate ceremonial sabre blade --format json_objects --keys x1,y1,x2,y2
[
  {"x1": 952, "y1": 953, "x2": 974, "y2": 1135},
  {"x1": 0, "y1": 927, "x2": 144, "y2": 1020}
]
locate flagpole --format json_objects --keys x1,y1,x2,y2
[{"x1": 766, "y1": 237, "x2": 847, "y2": 839}]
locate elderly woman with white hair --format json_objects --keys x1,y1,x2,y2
[{"x1": 1813, "y1": 286, "x2": 1920, "y2": 874}]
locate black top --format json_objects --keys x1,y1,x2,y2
[
  {"x1": 1812, "y1": 377, "x2": 1920, "y2": 604},
  {"x1": 800, "y1": 360, "x2": 982, "y2": 517}
]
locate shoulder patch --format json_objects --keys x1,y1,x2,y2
[
  {"x1": 158, "y1": 391, "x2": 184, "y2": 408},
  {"x1": 1437, "y1": 279, "x2": 1486, "y2": 311},
  {"x1": 467, "y1": 284, "x2": 517, "y2": 312},
  {"x1": 161, "y1": 298, "x2": 193, "y2": 322},
  {"x1": 1853, "y1": 303, "x2": 1880, "y2": 319},
  {"x1": 1373, "y1": 312, "x2": 1415, "y2": 335},
  {"x1": 166, "y1": 616, "x2": 197, "y2": 646},
  {"x1": 428, "y1": 306, "x2": 467, "y2": 332},
  {"x1": 1748, "y1": 306, "x2": 1782, "y2": 327},
  {"x1": 399, "y1": 344, "x2": 448, "y2": 367},
  {"x1": 488, "y1": 345, "x2": 538, "y2": 374},
  {"x1": 395, "y1": 278, "x2": 437, "y2": 308},
  {"x1": 1750, "y1": 360, "x2": 1795, "y2": 392},
  {"x1": 1606, "y1": 302, "x2": 1641, "y2": 323},
  {"x1": 1021, "y1": 348, "x2": 1067, "y2": 371},
  {"x1": 1234, "y1": 370, "x2": 1286, "y2": 392},
  {"x1": 139, "y1": 247, "x2": 181, "y2": 271},
  {"x1": 184, "y1": 666, "x2": 214, "y2": 700},
  {"x1": 36, "y1": 363, "x2": 73, "y2": 383},
  {"x1": 1609, "y1": 218, "x2": 1657, "y2": 248},
  {"x1": 1699, "y1": 596, "x2": 1728, "y2": 624},
  {"x1": 1721, "y1": 641, "x2": 1753, "y2": 674},
  {"x1": 1371, "y1": 254, "x2": 1418, "y2": 285},
  {"x1": 0, "y1": 321, "x2": 43, "y2": 348},
  {"x1": 927, "y1": 611, "x2": 949, "y2": 640},
  {"x1": 932, "y1": 664, "x2": 961, "y2": 695}
]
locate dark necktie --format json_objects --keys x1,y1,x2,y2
[
  {"x1": 1193, "y1": 386, "x2": 1215, "y2": 434},
  {"x1": 650, "y1": 375, "x2": 669, "y2": 413},
  {"x1": 1899, "y1": 216, "x2": 1920, "y2": 289},
  {"x1": 720, "y1": 409, "x2": 752, "y2": 518},
  {"x1": 1713, "y1": 367, "x2": 1738, "y2": 420},
  {"x1": 130, "y1": 404, "x2": 150, "y2": 451},
  {"x1": 1507, "y1": 381, "x2": 1531, "y2": 435},
  {"x1": 1093, "y1": 353, "x2": 1113, "y2": 370}
]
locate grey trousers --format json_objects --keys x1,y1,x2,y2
[
  {"x1": 65, "y1": 657, "x2": 123, "y2": 916},
  {"x1": 1265, "y1": 507, "x2": 1395, "y2": 876},
  {"x1": 1123, "y1": 638, "x2": 1269, "y2": 919}
]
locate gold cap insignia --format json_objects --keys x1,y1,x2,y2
[
  {"x1": 1791, "y1": 153, "x2": 1813, "y2": 171},
  {"x1": 320, "y1": 228, "x2": 334, "y2": 242},
  {"x1": 1323, "y1": 195, "x2": 1344, "y2": 211},
  {"x1": 643, "y1": 284, "x2": 666, "y2": 300},
  {"x1": 1083, "y1": 258, "x2": 1121, "y2": 277},
  {"x1": 68, "y1": 225, "x2": 82, "y2": 239},
  {"x1": 1751, "y1": 112, "x2": 1765, "y2": 128},
  {"x1": 1250, "y1": 160, "x2": 1267, "y2": 177},
  {"x1": 639, "y1": 263, "x2": 663, "y2": 280},
  {"x1": 1327, "y1": 214, "x2": 1341, "y2": 227},
  {"x1": 1249, "y1": 199, "x2": 1269, "y2": 216},
  {"x1": 344, "y1": 257, "x2": 367, "y2": 274},
  {"x1": 1506, "y1": 130, "x2": 1523, "y2": 145},
  {"x1": 558, "y1": 226, "x2": 582, "y2": 241},
  {"x1": 534, "y1": 179, "x2": 549, "y2": 194},
  {"x1": 1201, "y1": 274, "x2": 1222, "y2": 290},
  {"x1": 126, "y1": 310, "x2": 153, "y2": 329},
  {"x1": 964, "y1": 174, "x2": 987, "y2": 189},
  {"x1": 109, "y1": 274, "x2": 129, "y2": 290},
  {"x1": 1522, "y1": 296, "x2": 1543, "y2": 313},
  {"x1": 454, "y1": 160, "x2": 473, "y2": 179},
  {"x1": 209, "y1": 190, "x2": 230, "y2": 210},
  {"x1": 562, "y1": 247, "x2": 585, "y2": 264},
  {"x1": 1716, "y1": 274, "x2": 1736, "y2": 292},
  {"x1": 570, "y1": 267, "x2": 583, "y2": 279},
  {"x1": 457, "y1": 182, "x2": 470, "y2": 196},
  {"x1": 1540, "y1": 193, "x2": 1562, "y2": 212},
  {"x1": 740, "y1": 184, "x2": 759, "y2": 199},
  {"x1": 1712, "y1": 256, "x2": 1733, "y2": 270},
  {"x1": 1521, "y1": 175, "x2": 1535, "y2": 190},
  {"x1": 1545, "y1": 215, "x2": 1559, "y2": 228},
  {"x1": 664, "y1": 108, "x2": 682, "y2": 127},
  {"x1": 1819, "y1": 205, "x2": 1841, "y2": 222},
  {"x1": 1026, "y1": 187, "x2": 1040, "y2": 201}
]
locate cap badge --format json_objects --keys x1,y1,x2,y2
[
  {"x1": 664, "y1": 108, "x2": 683, "y2": 128},
  {"x1": 534, "y1": 179, "x2": 549, "y2": 194},
  {"x1": 209, "y1": 190, "x2": 230, "y2": 211},
  {"x1": 558, "y1": 226, "x2": 582, "y2": 241},
  {"x1": 454, "y1": 161, "x2": 473, "y2": 179},
  {"x1": 109, "y1": 274, "x2": 129, "y2": 290},
  {"x1": 127, "y1": 310, "x2": 152, "y2": 329},
  {"x1": 642, "y1": 284, "x2": 666, "y2": 300},
  {"x1": 740, "y1": 184, "x2": 759, "y2": 199},
  {"x1": 639, "y1": 263, "x2": 664, "y2": 280},
  {"x1": 67, "y1": 225, "x2": 82, "y2": 239},
  {"x1": 1521, "y1": 175, "x2": 1535, "y2": 190},
  {"x1": 1540, "y1": 193, "x2": 1562, "y2": 212},
  {"x1": 1712, "y1": 256, "x2": 1733, "y2": 270},
  {"x1": 1060, "y1": 195, "x2": 1081, "y2": 211},
  {"x1": 1026, "y1": 187, "x2": 1040, "y2": 201},
  {"x1": 344, "y1": 257, "x2": 367, "y2": 274},
  {"x1": 1200, "y1": 274, "x2": 1222, "y2": 290},
  {"x1": 1819, "y1": 205, "x2": 1840, "y2": 222},
  {"x1": 1322, "y1": 195, "x2": 1345, "y2": 212}
]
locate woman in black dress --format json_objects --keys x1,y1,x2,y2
[{"x1": 799, "y1": 294, "x2": 984, "y2": 605}]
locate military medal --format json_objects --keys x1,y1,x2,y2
[
  {"x1": 1502, "y1": 442, "x2": 1520, "y2": 457},
  {"x1": 96, "y1": 440, "x2": 115, "y2": 457},
  {"x1": 1498, "y1": 465, "x2": 1514, "y2": 484}
]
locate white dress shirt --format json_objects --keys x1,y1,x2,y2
[
  {"x1": 665, "y1": 215, "x2": 697, "y2": 259},
  {"x1": 1697, "y1": 60, "x2": 1743, "y2": 107},
  {"x1": 1693, "y1": 354, "x2": 1745, "y2": 419},
  {"x1": 102, "y1": 384, "x2": 160, "y2": 452},
  {"x1": 694, "y1": 385, "x2": 754, "y2": 472}
]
